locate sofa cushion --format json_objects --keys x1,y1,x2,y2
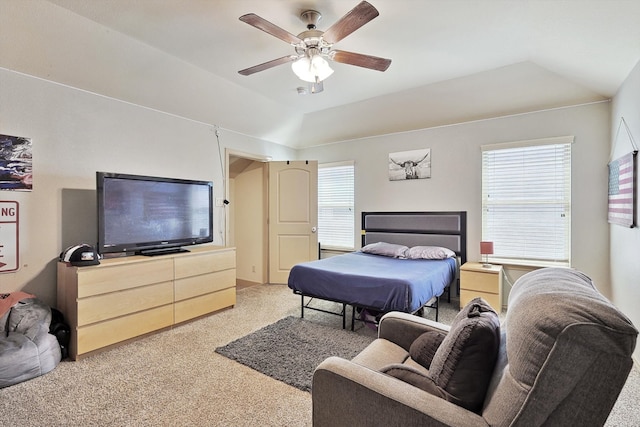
[
  {"x1": 409, "y1": 330, "x2": 446, "y2": 369},
  {"x1": 380, "y1": 364, "x2": 447, "y2": 398},
  {"x1": 427, "y1": 297, "x2": 500, "y2": 412},
  {"x1": 351, "y1": 338, "x2": 409, "y2": 371}
]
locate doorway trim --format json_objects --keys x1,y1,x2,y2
[{"x1": 225, "y1": 149, "x2": 272, "y2": 245}]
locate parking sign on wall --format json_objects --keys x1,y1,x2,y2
[{"x1": 0, "y1": 201, "x2": 19, "y2": 273}]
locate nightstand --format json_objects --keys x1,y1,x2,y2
[{"x1": 460, "y1": 262, "x2": 503, "y2": 312}]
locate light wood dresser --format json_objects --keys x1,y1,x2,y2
[{"x1": 57, "y1": 246, "x2": 235, "y2": 360}]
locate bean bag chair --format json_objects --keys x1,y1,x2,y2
[{"x1": 0, "y1": 292, "x2": 62, "y2": 388}]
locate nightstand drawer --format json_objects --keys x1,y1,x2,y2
[
  {"x1": 460, "y1": 270, "x2": 499, "y2": 293},
  {"x1": 460, "y1": 290, "x2": 501, "y2": 312}
]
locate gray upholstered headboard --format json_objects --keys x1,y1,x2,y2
[{"x1": 361, "y1": 211, "x2": 467, "y2": 264}]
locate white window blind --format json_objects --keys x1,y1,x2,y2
[
  {"x1": 481, "y1": 136, "x2": 572, "y2": 267},
  {"x1": 318, "y1": 161, "x2": 355, "y2": 250}
]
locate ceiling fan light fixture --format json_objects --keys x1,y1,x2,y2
[
  {"x1": 239, "y1": 3, "x2": 391, "y2": 80},
  {"x1": 291, "y1": 54, "x2": 333, "y2": 83}
]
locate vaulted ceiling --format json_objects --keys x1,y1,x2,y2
[{"x1": 39, "y1": 0, "x2": 640, "y2": 148}]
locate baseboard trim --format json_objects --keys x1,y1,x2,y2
[{"x1": 236, "y1": 278, "x2": 261, "y2": 290}]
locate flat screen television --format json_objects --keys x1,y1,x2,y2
[{"x1": 97, "y1": 172, "x2": 213, "y2": 256}]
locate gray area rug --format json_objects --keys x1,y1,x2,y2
[{"x1": 215, "y1": 316, "x2": 375, "y2": 392}]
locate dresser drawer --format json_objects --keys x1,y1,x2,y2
[
  {"x1": 174, "y1": 249, "x2": 235, "y2": 279},
  {"x1": 174, "y1": 269, "x2": 236, "y2": 301},
  {"x1": 77, "y1": 259, "x2": 173, "y2": 298},
  {"x1": 77, "y1": 281, "x2": 174, "y2": 326},
  {"x1": 77, "y1": 305, "x2": 174, "y2": 355},
  {"x1": 174, "y1": 287, "x2": 236, "y2": 324}
]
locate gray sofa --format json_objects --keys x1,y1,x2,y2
[
  {"x1": 313, "y1": 267, "x2": 638, "y2": 426},
  {"x1": 0, "y1": 296, "x2": 62, "y2": 388}
]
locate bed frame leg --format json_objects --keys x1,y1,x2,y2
[
  {"x1": 301, "y1": 295, "x2": 305, "y2": 318},
  {"x1": 342, "y1": 303, "x2": 347, "y2": 329},
  {"x1": 351, "y1": 306, "x2": 356, "y2": 331},
  {"x1": 435, "y1": 297, "x2": 439, "y2": 322}
]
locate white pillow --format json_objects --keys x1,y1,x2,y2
[
  {"x1": 361, "y1": 242, "x2": 409, "y2": 258},
  {"x1": 407, "y1": 246, "x2": 455, "y2": 260}
]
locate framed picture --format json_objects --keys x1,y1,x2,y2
[
  {"x1": 0, "y1": 134, "x2": 32, "y2": 191},
  {"x1": 608, "y1": 151, "x2": 637, "y2": 227},
  {"x1": 388, "y1": 148, "x2": 431, "y2": 181}
]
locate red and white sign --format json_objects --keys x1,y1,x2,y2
[{"x1": 0, "y1": 201, "x2": 19, "y2": 273}]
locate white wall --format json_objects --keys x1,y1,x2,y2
[
  {"x1": 0, "y1": 0, "x2": 302, "y2": 147},
  {"x1": 0, "y1": 68, "x2": 295, "y2": 307},
  {"x1": 233, "y1": 162, "x2": 268, "y2": 284},
  {"x1": 610, "y1": 59, "x2": 640, "y2": 362},
  {"x1": 299, "y1": 102, "x2": 613, "y2": 303}
]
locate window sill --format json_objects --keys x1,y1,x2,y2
[{"x1": 489, "y1": 258, "x2": 570, "y2": 269}]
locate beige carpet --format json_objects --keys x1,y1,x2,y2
[
  {"x1": 0, "y1": 284, "x2": 312, "y2": 426},
  {"x1": 0, "y1": 284, "x2": 637, "y2": 426}
]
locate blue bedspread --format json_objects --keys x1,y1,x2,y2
[{"x1": 287, "y1": 252, "x2": 456, "y2": 313}]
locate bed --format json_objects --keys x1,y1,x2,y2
[{"x1": 287, "y1": 211, "x2": 467, "y2": 329}]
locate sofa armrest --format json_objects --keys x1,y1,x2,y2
[
  {"x1": 313, "y1": 356, "x2": 486, "y2": 427},
  {"x1": 378, "y1": 312, "x2": 451, "y2": 351}
]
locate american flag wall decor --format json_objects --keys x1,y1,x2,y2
[{"x1": 608, "y1": 151, "x2": 637, "y2": 227}]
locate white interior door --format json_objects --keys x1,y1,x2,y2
[{"x1": 268, "y1": 160, "x2": 318, "y2": 284}]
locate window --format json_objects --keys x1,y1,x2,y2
[
  {"x1": 318, "y1": 161, "x2": 355, "y2": 250},
  {"x1": 481, "y1": 136, "x2": 572, "y2": 267}
]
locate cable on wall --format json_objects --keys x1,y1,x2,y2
[{"x1": 214, "y1": 125, "x2": 227, "y2": 246}]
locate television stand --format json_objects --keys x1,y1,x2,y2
[
  {"x1": 57, "y1": 246, "x2": 236, "y2": 360},
  {"x1": 140, "y1": 247, "x2": 190, "y2": 256}
]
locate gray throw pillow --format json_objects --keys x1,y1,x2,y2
[
  {"x1": 409, "y1": 330, "x2": 446, "y2": 369},
  {"x1": 428, "y1": 297, "x2": 500, "y2": 412},
  {"x1": 381, "y1": 298, "x2": 500, "y2": 413}
]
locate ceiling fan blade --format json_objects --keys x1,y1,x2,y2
[
  {"x1": 330, "y1": 50, "x2": 391, "y2": 72},
  {"x1": 239, "y1": 13, "x2": 302, "y2": 45},
  {"x1": 239, "y1": 55, "x2": 296, "y2": 76},
  {"x1": 322, "y1": 1, "x2": 379, "y2": 44}
]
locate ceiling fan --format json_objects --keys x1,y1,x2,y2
[{"x1": 238, "y1": 1, "x2": 392, "y2": 88}]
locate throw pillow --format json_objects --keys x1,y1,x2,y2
[
  {"x1": 406, "y1": 246, "x2": 456, "y2": 260},
  {"x1": 428, "y1": 297, "x2": 501, "y2": 413},
  {"x1": 360, "y1": 242, "x2": 409, "y2": 258},
  {"x1": 409, "y1": 330, "x2": 446, "y2": 369}
]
